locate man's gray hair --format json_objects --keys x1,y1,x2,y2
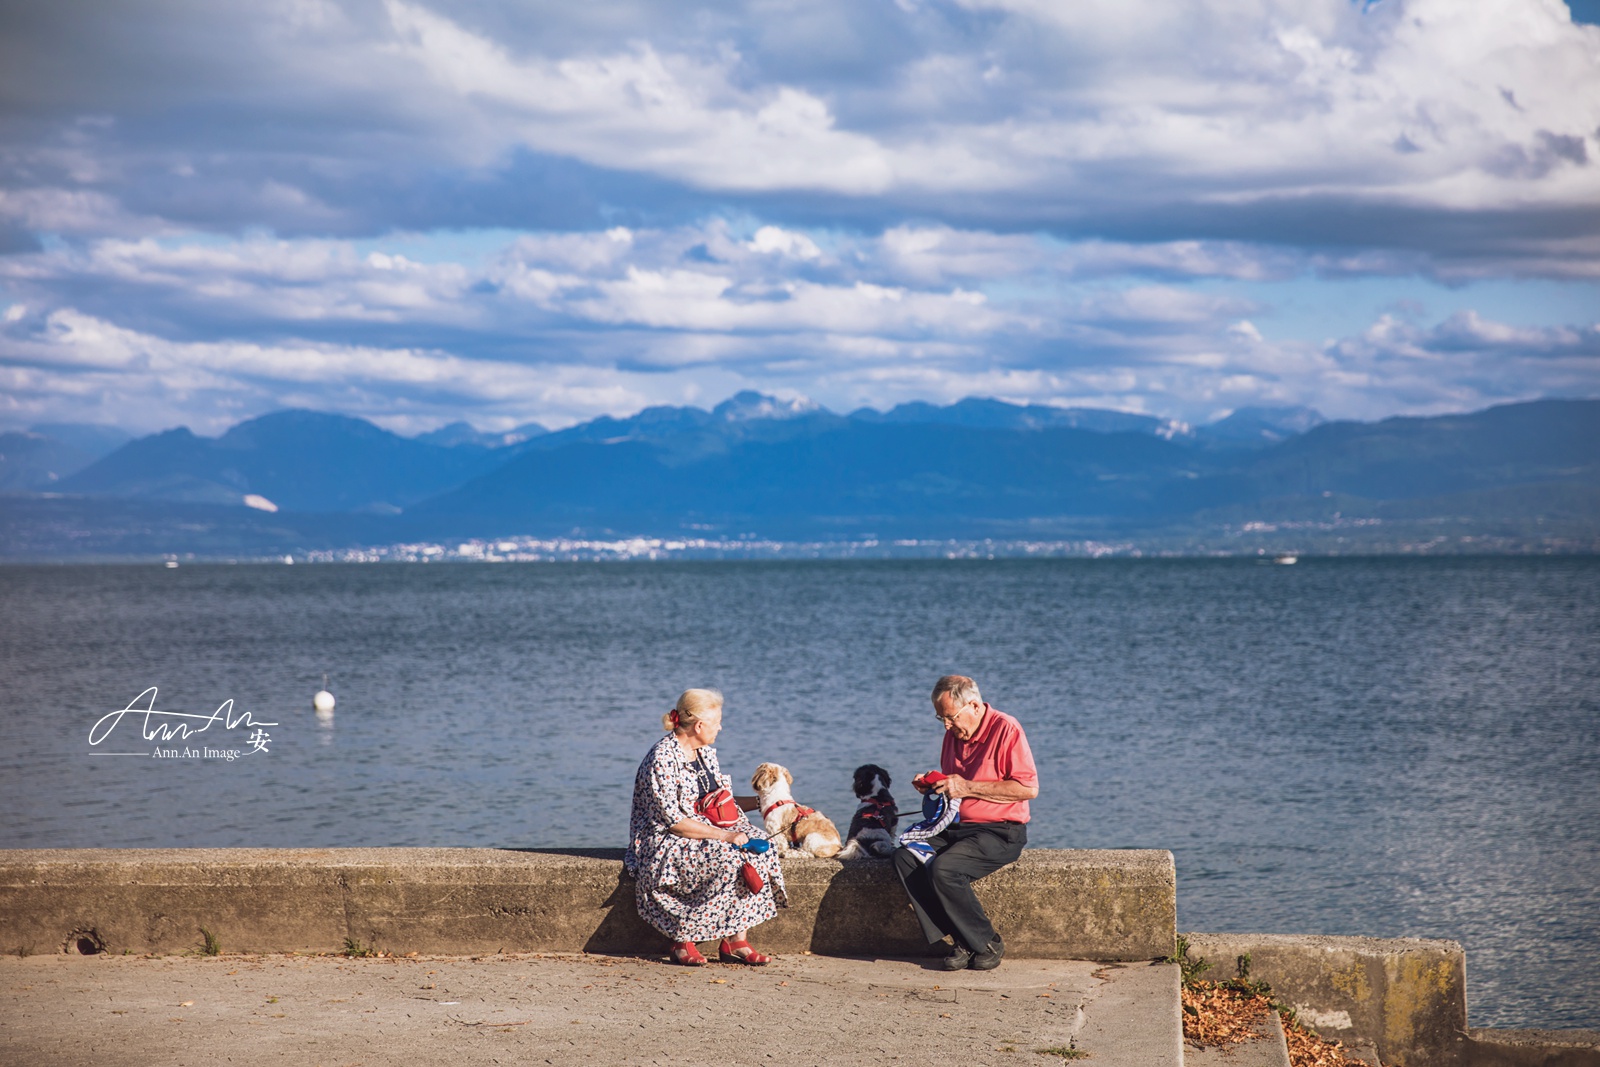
[{"x1": 931, "y1": 674, "x2": 982, "y2": 708}]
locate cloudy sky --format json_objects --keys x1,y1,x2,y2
[{"x1": 2, "y1": 0, "x2": 1598, "y2": 434}]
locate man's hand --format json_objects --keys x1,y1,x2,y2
[{"x1": 920, "y1": 770, "x2": 1038, "y2": 803}]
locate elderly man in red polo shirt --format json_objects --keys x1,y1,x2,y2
[{"x1": 894, "y1": 674, "x2": 1039, "y2": 971}]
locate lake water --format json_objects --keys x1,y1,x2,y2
[{"x1": 2, "y1": 557, "x2": 1596, "y2": 1028}]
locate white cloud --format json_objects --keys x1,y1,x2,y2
[
  {"x1": 748, "y1": 226, "x2": 821, "y2": 260},
  {"x1": 1334, "y1": 309, "x2": 1600, "y2": 363},
  {"x1": 928, "y1": 0, "x2": 1600, "y2": 211},
  {"x1": 1228, "y1": 320, "x2": 1265, "y2": 343},
  {"x1": 1071, "y1": 286, "x2": 1257, "y2": 329},
  {"x1": 382, "y1": 1, "x2": 894, "y2": 194},
  {"x1": 0, "y1": 307, "x2": 677, "y2": 432},
  {"x1": 567, "y1": 270, "x2": 1004, "y2": 335},
  {"x1": 36, "y1": 236, "x2": 477, "y2": 323},
  {"x1": 0, "y1": 187, "x2": 144, "y2": 237}
]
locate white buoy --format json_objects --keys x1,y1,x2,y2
[{"x1": 313, "y1": 673, "x2": 336, "y2": 716}]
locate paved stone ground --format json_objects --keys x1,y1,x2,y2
[{"x1": 0, "y1": 951, "x2": 1181, "y2": 1067}]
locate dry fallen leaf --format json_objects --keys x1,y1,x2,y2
[
  {"x1": 1281, "y1": 1017, "x2": 1380, "y2": 1067},
  {"x1": 178, "y1": 1001, "x2": 194, "y2": 1007},
  {"x1": 1183, "y1": 981, "x2": 1379, "y2": 1067}
]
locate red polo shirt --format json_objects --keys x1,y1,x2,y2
[{"x1": 940, "y1": 703, "x2": 1038, "y2": 823}]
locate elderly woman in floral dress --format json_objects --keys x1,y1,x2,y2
[{"x1": 625, "y1": 687, "x2": 787, "y2": 966}]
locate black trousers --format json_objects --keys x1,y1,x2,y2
[{"x1": 893, "y1": 821, "x2": 1027, "y2": 952}]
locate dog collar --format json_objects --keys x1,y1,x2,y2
[{"x1": 762, "y1": 798, "x2": 796, "y2": 818}]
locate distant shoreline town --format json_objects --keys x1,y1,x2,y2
[{"x1": 236, "y1": 526, "x2": 1594, "y2": 564}]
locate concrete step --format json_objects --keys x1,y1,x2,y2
[
  {"x1": 0, "y1": 952, "x2": 1185, "y2": 1067},
  {"x1": 1467, "y1": 1028, "x2": 1600, "y2": 1066},
  {"x1": 1071, "y1": 958, "x2": 1186, "y2": 1066},
  {"x1": 1184, "y1": 1006, "x2": 1292, "y2": 1067}
]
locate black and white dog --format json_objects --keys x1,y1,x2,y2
[{"x1": 836, "y1": 763, "x2": 899, "y2": 859}]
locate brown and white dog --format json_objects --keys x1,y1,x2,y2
[{"x1": 750, "y1": 762, "x2": 842, "y2": 858}]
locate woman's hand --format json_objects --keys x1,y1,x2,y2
[{"x1": 726, "y1": 830, "x2": 750, "y2": 847}]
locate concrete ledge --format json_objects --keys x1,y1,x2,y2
[
  {"x1": 1, "y1": 847, "x2": 1175, "y2": 961},
  {"x1": 1183, "y1": 932, "x2": 1467, "y2": 1067},
  {"x1": 1467, "y1": 1030, "x2": 1600, "y2": 1067}
]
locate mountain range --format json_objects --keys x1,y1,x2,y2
[
  {"x1": 0, "y1": 423, "x2": 131, "y2": 493},
  {"x1": 2, "y1": 393, "x2": 1596, "y2": 556}
]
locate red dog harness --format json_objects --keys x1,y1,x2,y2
[
  {"x1": 761, "y1": 798, "x2": 818, "y2": 844},
  {"x1": 856, "y1": 796, "x2": 896, "y2": 829}
]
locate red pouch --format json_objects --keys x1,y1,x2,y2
[
  {"x1": 695, "y1": 786, "x2": 741, "y2": 828},
  {"x1": 740, "y1": 860, "x2": 764, "y2": 894}
]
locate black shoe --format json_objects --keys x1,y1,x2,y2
[
  {"x1": 940, "y1": 941, "x2": 974, "y2": 970},
  {"x1": 970, "y1": 936, "x2": 1005, "y2": 971}
]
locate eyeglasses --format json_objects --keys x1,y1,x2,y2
[{"x1": 934, "y1": 700, "x2": 975, "y2": 723}]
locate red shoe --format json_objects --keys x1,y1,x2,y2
[
  {"x1": 669, "y1": 941, "x2": 706, "y2": 966},
  {"x1": 718, "y1": 938, "x2": 771, "y2": 965}
]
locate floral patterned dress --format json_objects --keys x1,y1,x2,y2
[{"x1": 624, "y1": 733, "x2": 788, "y2": 942}]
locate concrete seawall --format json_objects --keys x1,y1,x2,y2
[
  {"x1": 7, "y1": 847, "x2": 1595, "y2": 1067},
  {"x1": 0, "y1": 846, "x2": 1176, "y2": 961}
]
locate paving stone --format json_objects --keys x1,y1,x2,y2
[{"x1": 0, "y1": 952, "x2": 1185, "y2": 1067}]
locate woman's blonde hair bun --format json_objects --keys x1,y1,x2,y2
[{"x1": 663, "y1": 687, "x2": 724, "y2": 731}]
